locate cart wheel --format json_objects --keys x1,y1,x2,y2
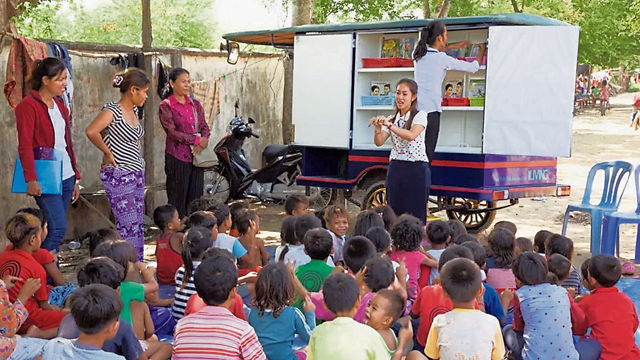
[
  {"x1": 203, "y1": 168, "x2": 231, "y2": 203},
  {"x1": 308, "y1": 187, "x2": 336, "y2": 211},
  {"x1": 445, "y1": 198, "x2": 496, "y2": 233},
  {"x1": 361, "y1": 181, "x2": 387, "y2": 210}
]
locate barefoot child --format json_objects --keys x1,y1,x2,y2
[
  {"x1": 284, "y1": 195, "x2": 310, "y2": 216},
  {"x1": 364, "y1": 289, "x2": 406, "y2": 355},
  {"x1": 323, "y1": 205, "x2": 349, "y2": 266},
  {"x1": 153, "y1": 204, "x2": 184, "y2": 286},
  {"x1": 236, "y1": 209, "x2": 270, "y2": 273}
]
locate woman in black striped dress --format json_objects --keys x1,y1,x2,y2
[{"x1": 85, "y1": 68, "x2": 150, "y2": 261}]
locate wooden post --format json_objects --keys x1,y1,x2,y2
[
  {"x1": 141, "y1": 0, "x2": 156, "y2": 213},
  {"x1": 282, "y1": 53, "x2": 293, "y2": 144},
  {"x1": 141, "y1": 0, "x2": 152, "y2": 51}
]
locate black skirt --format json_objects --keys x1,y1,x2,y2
[{"x1": 386, "y1": 160, "x2": 430, "y2": 224}]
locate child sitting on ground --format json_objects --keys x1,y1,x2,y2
[
  {"x1": 229, "y1": 200, "x2": 249, "y2": 238},
  {"x1": 89, "y1": 228, "x2": 120, "y2": 257},
  {"x1": 485, "y1": 228, "x2": 517, "y2": 294},
  {"x1": 0, "y1": 214, "x2": 66, "y2": 338},
  {"x1": 533, "y1": 229, "x2": 552, "y2": 255},
  {"x1": 388, "y1": 215, "x2": 438, "y2": 314},
  {"x1": 374, "y1": 205, "x2": 398, "y2": 232},
  {"x1": 446, "y1": 219, "x2": 467, "y2": 245},
  {"x1": 41, "y1": 284, "x2": 125, "y2": 359},
  {"x1": 515, "y1": 237, "x2": 534, "y2": 257},
  {"x1": 352, "y1": 210, "x2": 385, "y2": 237},
  {"x1": 575, "y1": 254, "x2": 639, "y2": 360},
  {"x1": 364, "y1": 289, "x2": 406, "y2": 355},
  {"x1": 295, "y1": 229, "x2": 334, "y2": 298},
  {"x1": 547, "y1": 253, "x2": 573, "y2": 286},
  {"x1": 546, "y1": 234, "x2": 585, "y2": 296},
  {"x1": 366, "y1": 227, "x2": 409, "y2": 285},
  {"x1": 153, "y1": 204, "x2": 184, "y2": 286},
  {"x1": 307, "y1": 273, "x2": 411, "y2": 360},
  {"x1": 208, "y1": 204, "x2": 256, "y2": 264},
  {"x1": 249, "y1": 263, "x2": 316, "y2": 360},
  {"x1": 276, "y1": 216, "x2": 298, "y2": 262},
  {"x1": 323, "y1": 205, "x2": 349, "y2": 266},
  {"x1": 425, "y1": 220, "x2": 451, "y2": 285},
  {"x1": 173, "y1": 257, "x2": 267, "y2": 359},
  {"x1": 493, "y1": 220, "x2": 517, "y2": 236},
  {"x1": 236, "y1": 209, "x2": 270, "y2": 273},
  {"x1": 285, "y1": 215, "x2": 334, "y2": 269},
  {"x1": 416, "y1": 258, "x2": 505, "y2": 360},
  {"x1": 0, "y1": 275, "x2": 47, "y2": 359},
  {"x1": 171, "y1": 227, "x2": 213, "y2": 320},
  {"x1": 284, "y1": 195, "x2": 310, "y2": 216}
]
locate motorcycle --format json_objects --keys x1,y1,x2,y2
[{"x1": 203, "y1": 102, "x2": 335, "y2": 209}]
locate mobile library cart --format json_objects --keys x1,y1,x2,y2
[{"x1": 223, "y1": 14, "x2": 579, "y2": 232}]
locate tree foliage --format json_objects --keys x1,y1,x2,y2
[{"x1": 12, "y1": 0, "x2": 217, "y2": 48}]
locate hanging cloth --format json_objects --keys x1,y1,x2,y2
[
  {"x1": 4, "y1": 37, "x2": 49, "y2": 109},
  {"x1": 46, "y1": 42, "x2": 74, "y2": 114},
  {"x1": 191, "y1": 78, "x2": 221, "y2": 128}
]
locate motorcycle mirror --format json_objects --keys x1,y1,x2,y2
[
  {"x1": 248, "y1": 117, "x2": 256, "y2": 124},
  {"x1": 226, "y1": 42, "x2": 240, "y2": 65}
]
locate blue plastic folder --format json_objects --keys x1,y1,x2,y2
[{"x1": 11, "y1": 147, "x2": 63, "y2": 195}]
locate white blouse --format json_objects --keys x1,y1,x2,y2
[{"x1": 382, "y1": 110, "x2": 429, "y2": 162}]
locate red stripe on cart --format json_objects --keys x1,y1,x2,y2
[
  {"x1": 431, "y1": 185, "x2": 494, "y2": 194},
  {"x1": 348, "y1": 155, "x2": 390, "y2": 163}
]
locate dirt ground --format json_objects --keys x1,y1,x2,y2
[{"x1": 58, "y1": 92, "x2": 640, "y2": 281}]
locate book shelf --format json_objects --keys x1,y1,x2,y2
[{"x1": 352, "y1": 29, "x2": 489, "y2": 154}]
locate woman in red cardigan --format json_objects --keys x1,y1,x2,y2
[{"x1": 15, "y1": 57, "x2": 81, "y2": 252}]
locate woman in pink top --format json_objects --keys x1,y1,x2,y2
[{"x1": 159, "y1": 68, "x2": 211, "y2": 217}]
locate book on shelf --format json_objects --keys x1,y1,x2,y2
[
  {"x1": 469, "y1": 79, "x2": 486, "y2": 98},
  {"x1": 371, "y1": 81, "x2": 392, "y2": 96},
  {"x1": 381, "y1": 37, "x2": 416, "y2": 59},
  {"x1": 443, "y1": 78, "x2": 464, "y2": 98}
]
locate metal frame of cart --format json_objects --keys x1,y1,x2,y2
[{"x1": 223, "y1": 14, "x2": 579, "y2": 232}]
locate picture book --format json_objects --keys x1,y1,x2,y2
[
  {"x1": 468, "y1": 79, "x2": 486, "y2": 98},
  {"x1": 381, "y1": 37, "x2": 417, "y2": 58},
  {"x1": 443, "y1": 79, "x2": 464, "y2": 98},
  {"x1": 371, "y1": 81, "x2": 392, "y2": 96},
  {"x1": 400, "y1": 38, "x2": 415, "y2": 59}
]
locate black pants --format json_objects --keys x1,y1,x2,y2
[
  {"x1": 165, "y1": 154, "x2": 204, "y2": 218},
  {"x1": 387, "y1": 160, "x2": 428, "y2": 223},
  {"x1": 425, "y1": 111, "x2": 441, "y2": 165}
]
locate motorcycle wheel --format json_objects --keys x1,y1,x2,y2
[
  {"x1": 203, "y1": 168, "x2": 231, "y2": 203},
  {"x1": 307, "y1": 187, "x2": 336, "y2": 211}
]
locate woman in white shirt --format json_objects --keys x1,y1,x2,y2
[
  {"x1": 413, "y1": 21, "x2": 486, "y2": 213},
  {"x1": 371, "y1": 79, "x2": 429, "y2": 223}
]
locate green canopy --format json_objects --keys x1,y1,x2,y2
[{"x1": 223, "y1": 13, "x2": 570, "y2": 47}]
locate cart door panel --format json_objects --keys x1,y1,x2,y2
[
  {"x1": 483, "y1": 26, "x2": 579, "y2": 157},
  {"x1": 292, "y1": 34, "x2": 353, "y2": 148}
]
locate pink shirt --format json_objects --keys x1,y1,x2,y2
[
  {"x1": 389, "y1": 250, "x2": 426, "y2": 314},
  {"x1": 310, "y1": 291, "x2": 375, "y2": 323},
  {"x1": 633, "y1": 92, "x2": 640, "y2": 107},
  {"x1": 158, "y1": 95, "x2": 211, "y2": 163}
]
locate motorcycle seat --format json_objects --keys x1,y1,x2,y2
[{"x1": 262, "y1": 144, "x2": 300, "y2": 165}]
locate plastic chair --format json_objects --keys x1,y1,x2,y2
[
  {"x1": 601, "y1": 165, "x2": 640, "y2": 262},
  {"x1": 562, "y1": 161, "x2": 633, "y2": 256}
]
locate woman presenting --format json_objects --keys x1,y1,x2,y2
[
  {"x1": 413, "y1": 21, "x2": 486, "y2": 208},
  {"x1": 85, "y1": 68, "x2": 150, "y2": 261},
  {"x1": 159, "y1": 68, "x2": 211, "y2": 218},
  {"x1": 371, "y1": 79, "x2": 429, "y2": 223},
  {"x1": 15, "y1": 57, "x2": 81, "y2": 252}
]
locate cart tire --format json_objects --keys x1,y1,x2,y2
[
  {"x1": 445, "y1": 198, "x2": 496, "y2": 233},
  {"x1": 203, "y1": 168, "x2": 231, "y2": 203},
  {"x1": 308, "y1": 187, "x2": 337, "y2": 211},
  {"x1": 361, "y1": 181, "x2": 387, "y2": 211}
]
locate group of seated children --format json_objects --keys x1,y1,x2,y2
[{"x1": 1, "y1": 193, "x2": 639, "y2": 360}]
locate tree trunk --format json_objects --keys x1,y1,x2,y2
[
  {"x1": 310, "y1": 0, "x2": 318, "y2": 23},
  {"x1": 423, "y1": 0, "x2": 430, "y2": 18},
  {"x1": 434, "y1": 0, "x2": 443, "y2": 17},
  {"x1": 510, "y1": 0, "x2": 521, "y2": 13},
  {"x1": 141, "y1": 0, "x2": 152, "y2": 50},
  {"x1": 291, "y1": 0, "x2": 311, "y2": 26},
  {"x1": 437, "y1": 0, "x2": 451, "y2": 18}
]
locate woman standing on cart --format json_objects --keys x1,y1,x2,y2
[
  {"x1": 413, "y1": 21, "x2": 486, "y2": 212},
  {"x1": 371, "y1": 79, "x2": 429, "y2": 223}
]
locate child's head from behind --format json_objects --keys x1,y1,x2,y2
[
  {"x1": 294, "y1": 214, "x2": 322, "y2": 244},
  {"x1": 365, "y1": 289, "x2": 405, "y2": 331},
  {"x1": 581, "y1": 258, "x2": 592, "y2": 290},
  {"x1": 547, "y1": 254, "x2": 572, "y2": 284},
  {"x1": 280, "y1": 216, "x2": 297, "y2": 246},
  {"x1": 534, "y1": 230, "x2": 553, "y2": 253},
  {"x1": 4, "y1": 213, "x2": 42, "y2": 250},
  {"x1": 92, "y1": 240, "x2": 137, "y2": 273},
  {"x1": 16, "y1": 208, "x2": 47, "y2": 239},
  {"x1": 229, "y1": 201, "x2": 249, "y2": 230},
  {"x1": 454, "y1": 234, "x2": 477, "y2": 245},
  {"x1": 545, "y1": 234, "x2": 574, "y2": 260},
  {"x1": 390, "y1": 214, "x2": 424, "y2": 252},
  {"x1": 194, "y1": 256, "x2": 238, "y2": 306},
  {"x1": 512, "y1": 252, "x2": 548, "y2": 287},
  {"x1": 253, "y1": 263, "x2": 294, "y2": 317},
  {"x1": 493, "y1": 221, "x2": 517, "y2": 236},
  {"x1": 438, "y1": 245, "x2": 474, "y2": 271},
  {"x1": 181, "y1": 227, "x2": 214, "y2": 289},
  {"x1": 343, "y1": 236, "x2": 377, "y2": 273},
  {"x1": 366, "y1": 227, "x2": 391, "y2": 255},
  {"x1": 363, "y1": 257, "x2": 394, "y2": 292},
  {"x1": 323, "y1": 205, "x2": 349, "y2": 237},
  {"x1": 426, "y1": 220, "x2": 451, "y2": 247},
  {"x1": 77, "y1": 257, "x2": 125, "y2": 289},
  {"x1": 303, "y1": 228, "x2": 333, "y2": 261},
  {"x1": 440, "y1": 258, "x2": 482, "y2": 303},
  {"x1": 515, "y1": 237, "x2": 534, "y2": 257},
  {"x1": 89, "y1": 228, "x2": 120, "y2": 257},
  {"x1": 284, "y1": 195, "x2": 309, "y2": 216},
  {"x1": 236, "y1": 209, "x2": 258, "y2": 236},
  {"x1": 374, "y1": 205, "x2": 398, "y2": 232},
  {"x1": 187, "y1": 198, "x2": 215, "y2": 216},
  {"x1": 322, "y1": 273, "x2": 360, "y2": 316},
  {"x1": 70, "y1": 284, "x2": 122, "y2": 338},
  {"x1": 488, "y1": 228, "x2": 515, "y2": 267},
  {"x1": 154, "y1": 204, "x2": 181, "y2": 233},
  {"x1": 353, "y1": 210, "x2": 385, "y2": 237},
  {"x1": 446, "y1": 219, "x2": 467, "y2": 245},
  {"x1": 208, "y1": 203, "x2": 231, "y2": 230},
  {"x1": 461, "y1": 241, "x2": 486, "y2": 269},
  {"x1": 588, "y1": 254, "x2": 621, "y2": 288},
  {"x1": 186, "y1": 211, "x2": 218, "y2": 241}
]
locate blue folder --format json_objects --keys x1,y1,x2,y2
[{"x1": 11, "y1": 148, "x2": 63, "y2": 195}]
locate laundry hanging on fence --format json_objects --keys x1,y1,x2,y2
[
  {"x1": 47, "y1": 42, "x2": 74, "y2": 114},
  {"x1": 156, "y1": 60, "x2": 171, "y2": 100},
  {"x1": 191, "y1": 78, "x2": 221, "y2": 127},
  {"x1": 4, "y1": 37, "x2": 49, "y2": 109},
  {"x1": 110, "y1": 53, "x2": 146, "y2": 119}
]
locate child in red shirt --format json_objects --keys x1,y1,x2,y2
[
  {"x1": 0, "y1": 214, "x2": 66, "y2": 338},
  {"x1": 410, "y1": 246, "x2": 480, "y2": 351},
  {"x1": 153, "y1": 204, "x2": 184, "y2": 285},
  {"x1": 575, "y1": 255, "x2": 640, "y2": 360}
]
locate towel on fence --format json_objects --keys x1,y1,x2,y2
[
  {"x1": 191, "y1": 79, "x2": 221, "y2": 127},
  {"x1": 4, "y1": 37, "x2": 49, "y2": 109}
]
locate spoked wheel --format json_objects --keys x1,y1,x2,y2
[
  {"x1": 203, "y1": 168, "x2": 231, "y2": 203},
  {"x1": 308, "y1": 187, "x2": 336, "y2": 211},
  {"x1": 361, "y1": 181, "x2": 387, "y2": 210},
  {"x1": 445, "y1": 197, "x2": 496, "y2": 233}
]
